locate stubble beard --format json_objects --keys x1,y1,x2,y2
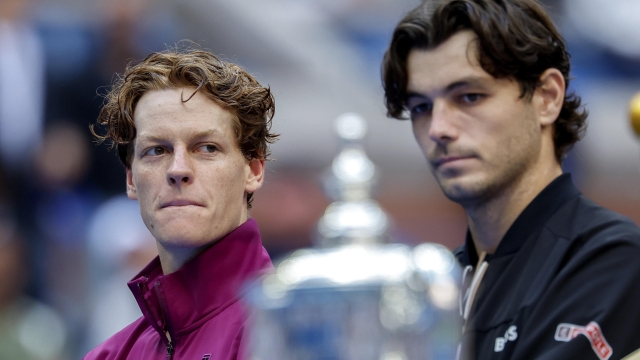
[
  {"x1": 433, "y1": 119, "x2": 541, "y2": 211},
  {"x1": 435, "y1": 162, "x2": 529, "y2": 212}
]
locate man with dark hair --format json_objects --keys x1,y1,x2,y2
[
  {"x1": 382, "y1": 0, "x2": 640, "y2": 359},
  {"x1": 84, "y1": 49, "x2": 278, "y2": 359}
]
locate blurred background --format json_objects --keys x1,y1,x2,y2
[{"x1": 0, "y1": 0, "x2": 638, "y2": 358}]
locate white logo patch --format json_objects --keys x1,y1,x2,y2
[
  {"x1": 554, "y1": 322, "x2": 612, "y2": 360},
  {"x1": 494, "y1": 325, "x2": 518, "y2": 352}
]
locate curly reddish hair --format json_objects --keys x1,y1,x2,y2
[
  {"x1": 92, "y1": 48, "x2": 278, "y2": 207},
  {"x1": 382, "y1": 0, "x2": 587, "y2": 162}
]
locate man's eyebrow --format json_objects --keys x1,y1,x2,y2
[
  {"x1": 406, "y1": 76, "x2": 490, "y2": 101},
  {"x1": 190, "y1": 129, "x2": 223, "y2": 140},
  {"x1": 136, "y1": 129, "x2": 223, "y2": 143},
  {"x1": 406, "y1": 92, "x2": 429, "y2": 102},
  {"x1": 135, "y1": 133, "x2": 165, "y2": 144},
  {"x1": 443, "y1": 76, "x2": 488, "y2": 93}
]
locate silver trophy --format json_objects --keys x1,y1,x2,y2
[{"x1": 246, "y1": 113, "x2": 461, "y2": 360}]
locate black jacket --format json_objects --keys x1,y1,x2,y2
[{"x1": 455, "y1": 174, "x2": 640, "y2": 360}]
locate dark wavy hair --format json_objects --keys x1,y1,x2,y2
[
  {"x1": 382, "y1": 0, "x2": 587, "y2": 162},
  {"x1": 92, "y1": 47, "x2": 278, "y2": 207}
]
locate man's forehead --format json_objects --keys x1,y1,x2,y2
[
  {"x1": 135, "y1": 87, "x2": 232, "y2": 120},
  {"x1": 412, "y1": 30, "x2": 480, "y2": 65},
  {"x1": 406, "y1": 32, "x2": 492, "y2": 96},
  {"x1": 135, "y1": 87, "x2": 203, "y2": 116}
]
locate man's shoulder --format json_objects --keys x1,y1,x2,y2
[
  {"x1": 547, "y1": 194, "x2": 640, "y2": 247},
  {"x1": 535, "y1": 194, "x2": 640, "y2": 290},
  {"x1": 83, "y1": 317, "x2": 151, "y2": 360},
  {"x1": 499, "y1": 197, "x2": 640, "y2": 360}
]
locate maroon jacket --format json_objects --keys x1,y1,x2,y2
[{"x1": 84, "y1": 219, "x2": 273, "y2": 360}]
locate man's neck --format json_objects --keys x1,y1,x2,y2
[
  {"x1": 157, "y1": 244, "x2": 208, "y2": 275},
  {"x1": 466, "y1": 165, "x2": 562, "y2": 255}
]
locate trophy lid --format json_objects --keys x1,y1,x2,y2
[{"x1": 317, "y1": 113, "x2": 389, "y2": 246}]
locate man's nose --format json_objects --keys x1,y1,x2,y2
[
  {"x1": 167, "y1": 148, "x2": 194, "y2": 186},
  {"x1": 428, "y1": 100, "x2": 459, "y2": 144}
]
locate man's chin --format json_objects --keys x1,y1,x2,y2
[
  {"x1": 436, "y1": 176, "x2": 486, "y2": 205},
  {"x1": 156, "y1": 235, "x2": 215, "y2": 250},
  {"x1": 151, "y1": 224, "x2": 219, "y2": 250}
]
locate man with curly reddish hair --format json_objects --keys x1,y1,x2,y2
[
  {"x1": 382, "y1": 0, "x2": 640, "y2": 359},
  {"x1": 84, "y1": 48, "x2": 278, "y2": 360}
]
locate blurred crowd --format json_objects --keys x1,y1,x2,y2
[{"x1": 0, "y1": 0, "x2": 182, "y2": 358}]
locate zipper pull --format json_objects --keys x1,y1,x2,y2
[
  {"x1": 165, "y1": 341, "x2": 174, "y2": 360},
  {"x1": 165, "y1": 329, "x2": 174, "y2": 360}
]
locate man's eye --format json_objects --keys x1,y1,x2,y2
[
  {"x1": 145, "y1": 146, "x2": 165, "y2": 156},
  {"x1": 461, "y1": 93, "x2": 482, "y2": 103},
  {"x1": 199, "y1": 144, "x2": 218, "y2": 153},
  {"x1": 410, "y1": 103, "x2": 433, "y2": 115}
]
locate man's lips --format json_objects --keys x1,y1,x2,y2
[
  {"x1": 431, "y1": 155, "x2": 475, "y2": 168},
  {"x1": 160, "y1": 199, "x2": 204, "y2": 208}
]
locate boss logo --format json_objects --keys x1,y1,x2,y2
[{"x1": 494, "y1": 325, "x2": 518, "y2": 352}]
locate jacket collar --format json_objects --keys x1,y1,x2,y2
[
  {"x1": 458, "y1": 173, "x2": 581, "y2": 267},
  {"x1": 128, "y1": 218, "x2": 273, "y2": 339}
]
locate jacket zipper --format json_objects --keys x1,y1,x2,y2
[
  {"x1": 155, "y1": 279, "x2": 175, "y2": 360},
  {"x1": 165, "y1": 337, "x2": 174, "y2": 360},
  {"x1": 137, "y1": 282, "x2": 175, "y2": 359}
]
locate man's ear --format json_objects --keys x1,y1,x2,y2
[
  {"x1": 126, "y1": 168, "x2": 138, "y2": 200},
  {"x1": 534, "y1": 68, "x2": 565, "y2": 127},
  {"x1": 245, "y1": 158, "x2": 265, "y2": 194}
]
